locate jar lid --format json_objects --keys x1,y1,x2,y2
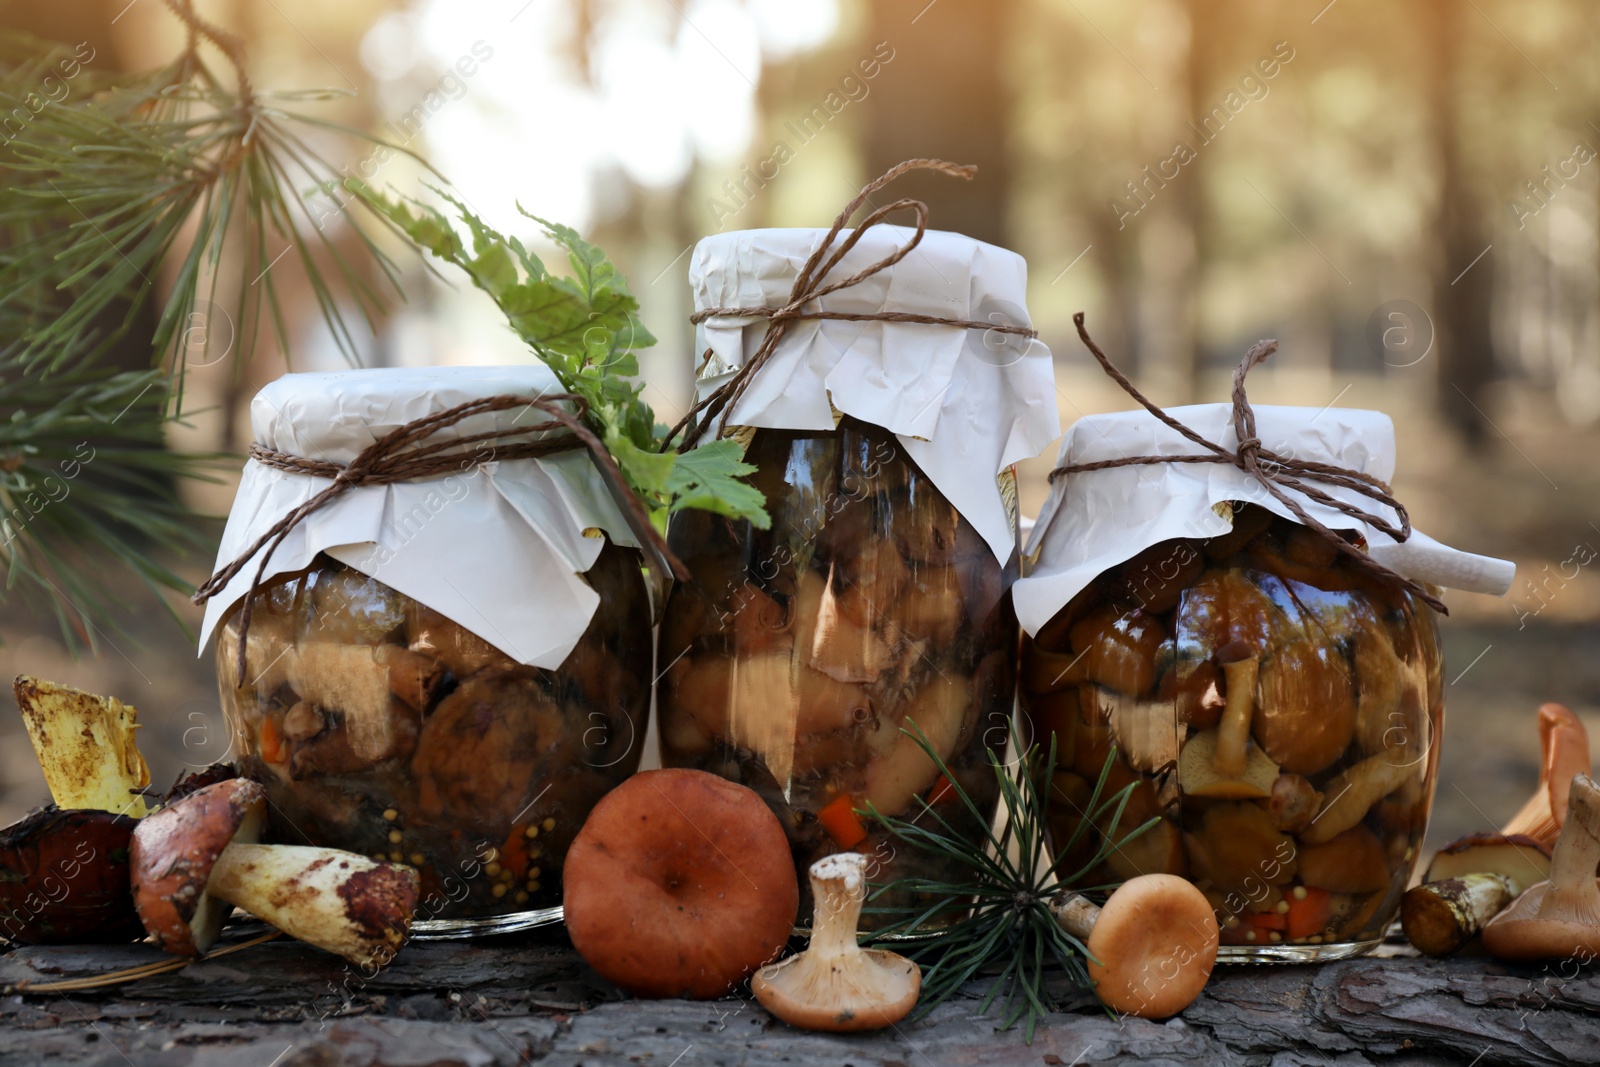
[
  {"x1": 198, "y1": 366, "x2": 639, "y2": 670},
  {"x1": 689, "y1": 225, "x2": 1060, "y2": 563},
  {"x1": 1014, "y1": 402, "x2": 1516, "y2": 636}
]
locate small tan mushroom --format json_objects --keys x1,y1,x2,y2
[
  {"x1": 1051, "y1": 874, "x2": 1219, "y2": 1018},
  {"x1": 1483, "y1": 773, "x2": 1600, "y2": 961},
  {"x1": 130, "y1": 779, "x2": 417, "y2": 965},
  {"x1": 1501, "y1": 702, "x2": 1592, "y2": 850},
  {"x1": 1299, "y1": 753, "x2": 1414, "y2": 845},
  {"x1": 752, "y1": 852, "x2": 919, "y2": 1032}
]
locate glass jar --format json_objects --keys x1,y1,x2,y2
[
  {"x1": 657, "y1": 419, "x2": 1018, "y2": 925},
  {"x1": 1021, "y1": 503, "x2": 1443, "y2": 961},
  {"x1": 216, "y1": 540, "x2": 650, "y2": 926}
]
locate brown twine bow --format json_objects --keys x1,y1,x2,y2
[
  {"x1": 1053, "y1": 313, "x2": 1448, "y2": 615},
  {"x1": 195, "y1": 393, "x2": 687, "y2": 682},
  {"x1": 667, "y1": 158, "x2": 1040, "y2": 449}
]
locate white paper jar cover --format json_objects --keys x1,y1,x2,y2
[
  {"x1": 198, "y1": 365, "x2": 639, "y2": 670},
  {"x1": 1014, "y1": 403, "x2": 1516, "y2": 634},
  {"x1": 689, "y1": 225, "x2": 1061, "y2": 561}
]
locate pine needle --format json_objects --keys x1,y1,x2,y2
[{"x1": 863, "y1": 725, "x2": 1154, "y2": 1042}]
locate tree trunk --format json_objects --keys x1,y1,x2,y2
[
  {"x1": 1426, "y1": 0, "x2": 1495, "y2": 446},
  {"x1": 863, "y1": 0, "x2": 1012, "y2": 246}
]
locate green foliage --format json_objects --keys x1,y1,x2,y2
[
  {"x1": 0, "y1": 23, "x2": 413, "y2": 645},
  {"x1": 357, "y1": 188, "x2": 769, "y2": 530},
  {"x1": 864, "y1": 727, "x2": 1156, "y2": 1042}
]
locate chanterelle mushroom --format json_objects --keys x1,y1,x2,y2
[
  {"x1": 1483, "y1": 773, "x2": 1600, "y2": 962},
  {"x1": 130, "y1": 779, "x2": 418, "y2": 966},
  {"x1": 1501, "y1": 703, "x2": 1591, "y2": 850},
  {"x1": 1050, "y1": 874, "x2": 1219, "y2": 1019},
  {"x1": 752, "y1": 852, "x2": 920, "y2": 1032}
]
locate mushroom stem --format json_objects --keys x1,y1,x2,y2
[
  {"x1": 1401, "y1": 874, "x2": 1516, "y2": 957},
  {"x1": 1214, "y1": 644, "x2": 1258, "y2": 778},
  {"x1": 808, "y1": 853, "x2": 869, "y2": 956},
  {"x1": 1541, "y1": 773, "x2": 1600, "y2": 918},
  {"x1": 206, "y1": 843, "x2": 418, "y2": 967},
  {"x1": 1051, "y1": 891, "x2": 1100, "y2": 941}
]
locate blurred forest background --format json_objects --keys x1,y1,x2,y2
[{"x1": 2, "y1": 0, "x2": 1598, "y2": 853}]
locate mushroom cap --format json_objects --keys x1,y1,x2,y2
[
  {"x1": 130, "y1": 778, "x2": 265, "y2": 956},
  {"x1": 753, "y1": 946, "x2": 919, "y2": 1032},
  {"x1": 1481, "y1": 881, "x2": 1600, "y2": 961},
  {"x1": 1086, "y1": 874, "x2": 1219, "y2": 1019},
  {"x1": 563, "y1": 769, "x2": 798, "y2": 999},
  {"x1": 751, "y1": 852, "x2": 920, "y2": 1033},
  {"x1": 0, "y1": 806, "x2": 143, "y2": 945},
  {"x1": 1424, "y1": 832, "x2": 1552, "y2": 895}
]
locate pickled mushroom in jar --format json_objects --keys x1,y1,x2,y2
[
  {"x1": 1173, "y1": 569, "x2": 1273, "y2": 669},
  {"x1": 827, "y1": 537, "x2": 909, "y2": 630},
  {"x1": 863, "y1": 674, "x2": 969, "y2": 815},
  {"x1": 407, "y1": 602, "x2": 518, "y2": 679},
  {"x1": 891, "y1": 566, "x2": 965, "y2": 647},
  {"x1": 1183, "y1": 803, "x2": 1298, "y2": 896},
  {"x1": 411, "y1": 670, "x2": 572, "y2": 822},
  {"x1": 811, "y1": 566, "x2": 898, "y2": 684},
  {"x1": 308, "y1": 566, "x2": 407, "y2": 645},
  {"x1": 1068, "y1": 604, "x2": 1166, "y2": 697},
  {"x1": 1252, "y1": 638, "x2": 1356, "y2": 777}
]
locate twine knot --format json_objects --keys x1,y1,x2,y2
[
  {"x1": 669, "y1": 158, "x2": 1040, "y2": 449},
  {"x1": 1052, "y1": 313, "x2": 1447, "y2": 615},
  {"x1": 196, "y1": 392, "x2": 685, "y2": 681}
]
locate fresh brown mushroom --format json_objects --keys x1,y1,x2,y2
[
  {"x1": 1424, "y1": 832, "x2": 1553, "y2": 892},
  {"x1": 3, "y1": 677, "x2": 153, "y2": 944},
  {"x1": 1212, "y1": 640, "x2": 1258, "y2": 778},
  {"x1": 1402, "y1": 874, "x2": 1518, "y2": 957},
  {"x1": 1050, "y1": 874, "x2": 1219, "y2": 1018},
  {"x1": 1483, "y1": 773, "x2": 1600, "y2": 961},
  {"x1": 1501, "y1": 702, "x2": 1592, "y2": 850},
  {"x1": 130, "y1": 779, "x2": 418, "y2": 965},
  {"x1": 1404, "y1": 833, "x2": 1550, "y2": 958},
  {"x1": 752, "y1": 852, "x2": 920, "y2": 1032},
  {"x1": 0, "y1": 808, "x2": 144, "y2": 945}
]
